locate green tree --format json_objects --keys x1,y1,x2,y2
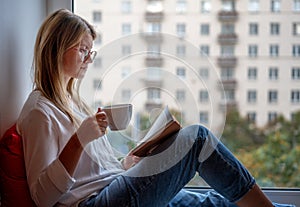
[
  {"x1": 235, "y1": 111, "x2": 300, "y2": 187},
  {"x1": 222, "y1": 109, "x2": 264, "y2": 152}
]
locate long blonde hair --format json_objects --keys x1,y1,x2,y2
[{"x1": 33, "y1": 9, "x2": 96, "y2": 126}]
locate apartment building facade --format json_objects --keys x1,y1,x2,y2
[{"x1": 76, "y1": 0, "x2": 300, "y2": 134}]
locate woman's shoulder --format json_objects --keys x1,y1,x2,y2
[
  {"x1": 17, "y1": 90, "x2": 67, "y2": 125},
  {"x1": 21, "y1": 90, "x2": 54, "y2": 112}
]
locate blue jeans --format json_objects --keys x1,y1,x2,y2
[{"x1": 79, "y1": 125, "x2": 295, "y2": 207}]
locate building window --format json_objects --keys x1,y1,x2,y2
[
  {"x1": 293, "y1": 45, "x2": 300, "y2": 56},
  {"x1": 93, "y1": 11, "x2": 102, "y2": 22},
  {"x1": 147, "y1": 22, "x2": 161, "y2": 33},
  {"x1": 223, "y1": 89, "x2": 235, "y2": 102},
  {"x1": 199, "y1": 111, "x2": 209, "y2": 124},
  {"x1": 291, "y1": 90, "x2": 300, "y2": 103},
  {"x1": 270, "y1": 44, "x2": 279, "y2": 57},
  {"x1": 248, "y1": 44, "x2": 258, "y2": 57},
  {"x1": 247, "y1": 112, "x2": 256, "y2": 123},
  {"x1": 268, "y1": 112, "x2": 278, "y2": 122},
  {"x1": 292, "y1": 67, "x2": 300, "y2": 80},
  {"x1": 270, "y1": 23, "x2": 280, "y2": 35},
  {"x1": 269, "y1": 67, "x2": 279, "y2": 80},
  {"x1": 122, "y1": 45, "x2": 131, "y2": 55},
  {"x1": 248, "y1": 0, "x2": 259, "y2": 12},
  {"x1": 176, "y1": 0, "x2": 187, "y2": 13},
  {"x1": 176, "y1": 67, "x2": 186, "y2": 78},
  {"x1": 148, "y1": 44, "x2": 161, "y2": 57},
  {"x1": 93, "y1": 57, "x2": 102, "y2": 69},
  {"x1": 146, "y1": 0, "x2": 163, "y2": 13},
  {"x1": 93, "y1": 79, "x2": 102, "y2": 90},
  {"x1": 199, "y1": 67, "x2": 209, "y2": 79},
  {"x1": 147, "y1": 67, "x2": 162, "y2": 80},
  {"x1": 293, "y1": 22, "x2": 300, "y2": 35},
  {"x1": 148, "y1": 88, "x2": 161, "y2": 102},
  {"x1": 176, "y1": 23, "x2": 186, "y2": 37},
  {"x1": 221, "y1": 45, "x2": 234, "y2": 57},
  {"x1": 221, "y1": 23, "x2": 235, "y2": 35},
  {"x1": 293, "y1": 0, "x2": 300, "y2": 11},
  {"x1": 200, "y1": 45, "x2": 210, "y2": 56},
  {"x1": 176, "y1": 45, "x2": 186, "y2": 56},
  {"x1": 122, "y1": 89, "x2": 131, "y2": 101},
  {"x1": 122, "y1": 23, "x2": 131, "y2": 35},
  {"x1": 199, "y1": 90, "x2": 209, "y2": 102},
  {"x1": 271, "y1": 0, "x2": 281, "y2": 12},
  {"x1": 268, "y1": 90, "x2": 278, "y2": 103},
  {"x1": 249, "y1": 23, "x2": 258, "y2": 35},
  {"x1": 247, "y1": 90, "x2": 257, "y2": 103},
  {"x1": 176, "y1": 90, "x2": 186, "y2": 101},
  {"x1": 222, "y1": 0, "x2": 235, "y2": 11},
  {"x1": 94, "y1": 33, "x2": 102, "y2": 45},
  {"x1": 121, "y1": 0, "x2": 132, "y2": 13},
  {"x1": 221, "y1": 68, "x2": 234, "y2": 80},
  {"x1": 121, "y1": 66, "x2": 131, "y2": 78},
  {"x1": 200, "y1": 24, "x2": 210, "y2": 35},
  {"x1": 248, "y1": 67, "x2": 257, "y2": 80},
  {"x1": 200, "y1": 0, "x2": 211, "y2": 13}
]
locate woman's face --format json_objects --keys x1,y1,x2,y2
[{"x1": 63, "y1": 32, "x2": 94, "y2": 81}]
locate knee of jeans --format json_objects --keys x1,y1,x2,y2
[{"x1": 180, "y1": 124, "x2": 209, "y2": 143}]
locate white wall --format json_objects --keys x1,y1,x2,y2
[
  {"x1": 0, "y1": 0, "x2": 71, "y2": 137},
  {"x1": 0, "y1": 0, "x2": 46, "y2": 137}
]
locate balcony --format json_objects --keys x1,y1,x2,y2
[
  {"x1": 219, "y1": 99, "x2": 238, "y2": 111},
  {"x1": 218, "y1": 10, "x2": 238, "y2": 22},
  {"x1": 219, "y1": 79, "x2": 237, "y2": 90},
  {"x1": 142, "y1": 78, "x2": 163, "y2": 87},
  {"x1": 145, "y1": 56, "x2": 164, "y2": 67},
  {"x1": 145, "y1": 101, "x2": 163, "y2": 111},
  {"x1": 141, "y1": 32, "x2": 163, "y2": 43},
  {"x1": 218, "y1": 33, "x2": 238, "y2": 44},
  {"x1": 217, "y1": 57, "x2": 237, "y2": 68},
  {"x1": 145, "y1": 11, "x2": 164, "y2": 22}
]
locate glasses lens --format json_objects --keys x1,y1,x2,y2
[
  {"x1": 83, "y1": 51, "x2": 97, "y2": 62},
  {"x1": 90, "y1": 51, "x2": 97, "y2": 62}
]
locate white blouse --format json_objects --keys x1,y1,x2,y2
[{"x1": 17, "y1": 90, "x2": 124, "y2": 207}]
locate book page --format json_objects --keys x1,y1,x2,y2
[{"x1": 138, "y1": 106, "x2": 173, "y2": 144}]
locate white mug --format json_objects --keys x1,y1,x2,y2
[{"x1": 101, "y1": 104, "x2": 132, "y2": 131}]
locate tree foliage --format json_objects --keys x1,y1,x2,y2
[{"x1": 226, "y1": 110, "x2": 300, "y2": 187}]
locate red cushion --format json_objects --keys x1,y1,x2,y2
[{"x1": 0, "y1": 124, "x2": 36, "y2": 207}]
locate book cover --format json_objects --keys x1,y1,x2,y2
[{"x1": 131, "y1": 106, "x2": 181, "y2": 157}]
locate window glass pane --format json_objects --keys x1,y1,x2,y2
[
  {"x1": 249, "y1": 23, "x2": 258, "y2": 35},
  {"x1": 293, "y1": 22, "x2": 300, "y2": 35},
  {"x1": 121, "y1": 0, "x2": 132, "y2": 13},
  {"x1": 200, "y1": 0, "x2": 211, "y2": 13},
  {"x1": 176, "y1": 0, "x2": 187, "y2": 13},
  {"x1": 248, "y1": 0, "x2": 259, "y2": 12},
  {"x1": 271, "y1": 0, "x2": 281, "y2": 12},
  {"x1": 293, "y1": 0, "x2": 300, "y2": 11},
  {"x1": 200, "y1": 23, "x2": 210, "y2": 35},
  {"x1": 74, "y1": 0, "x2": 300, "y2": 190}
]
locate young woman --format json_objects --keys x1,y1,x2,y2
[{"x1": 16, "y1": 9, "x2": 294, "y2": 207}]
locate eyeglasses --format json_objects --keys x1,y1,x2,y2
[{"x1": 78, "y1": 48, "x2": 97, "y2": 63}]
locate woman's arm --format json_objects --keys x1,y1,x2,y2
[{"x1": 59, "y1": 133, "x2": 83, "y2": 175}]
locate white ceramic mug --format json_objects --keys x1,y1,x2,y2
[{"x1": 101, "y1": 104, "x2": 132, "y2": 131}]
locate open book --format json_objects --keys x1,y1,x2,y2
[{"x1": 131, "y1": 106, "x2": 181, "y2": 157}]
